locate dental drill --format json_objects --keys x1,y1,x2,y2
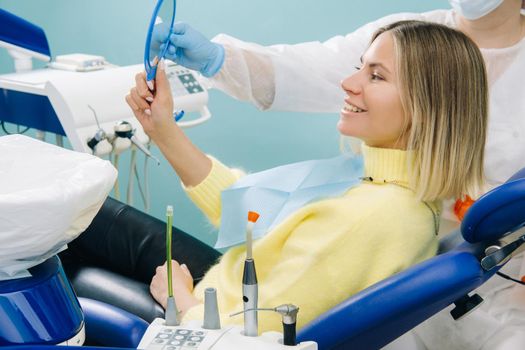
[
  {"x1": 86, "y1": 105, "x2": 112, "y2": 157},
  {"x1": 230, "y1": 304, "x2": 300, "y2": 346},
  {"x1": 114, "y1": 120, "x2": 160, "y2": 165},
  {"x1": 243, "y1": 211, "x2": 260, "y2": 337}
]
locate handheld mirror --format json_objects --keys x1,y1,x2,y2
[
  {"x1": 144, "y1": 0, "x2": 176, "y2": 86},
  {"x1": 142, "y1": 0, "x2": 212, "y2": 128}
]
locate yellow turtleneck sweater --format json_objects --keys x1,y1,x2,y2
[{"x1": 183, "y1": 144, "x2": 440, "y2": 332}]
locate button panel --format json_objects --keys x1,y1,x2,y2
[
  {"x1": 166, "y1": 67, "x2": 204, "y2": 96},
  {"x1": 146, "y1": 328, "x2": 207, "y2": 350}
]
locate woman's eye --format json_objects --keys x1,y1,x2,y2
[
  {"x1": 354, "y1": 66, "x2": 362, "y2": 71},
  {"x1": 371, "y1": 73, "x2": 384, "y2": 81}
]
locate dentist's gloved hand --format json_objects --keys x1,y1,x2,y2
[
  {"x1": 151, "y1": 22, "x2": 171, "y2": 54},
  {"x1": 162, "y1": 22, "x2": 225, "y2": 77}
]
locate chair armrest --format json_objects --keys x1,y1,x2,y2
[
  {"x1": 79, "y1": 297, "x2": 149, "y2": 348},
  {"x1": 68, "y1": 265, "x2": 165, "y2": 323},
  {"x1": 297, "y1": 250, "x2": 490, "y2": 349}
]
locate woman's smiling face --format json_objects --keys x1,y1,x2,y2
[{"x1": 338, "y1": 31, "x2": 408, "y2": 149}]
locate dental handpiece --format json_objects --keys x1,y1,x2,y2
[
  {"x1": 276, "y1": 304, "x2": 299, "y2": 346},
  {"x1": 243, "y1": 211, "x2": 260, "y2": 337},
  {"x1": 114, "y1": 121, "x2": 160, "y2": 165},
  {"x1": 130, "y1": 135, "x2": 160, "y2": 165},
  {"x1": 230, "y1": 304, "x2": 299, "y2": 346}
]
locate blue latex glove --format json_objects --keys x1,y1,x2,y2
[
  {"x1": 151, "y1": 22, "x2": 171, "y2": 55},
  {"x1": 154, "y1": 22, "x2": 225, "y2": 77}
]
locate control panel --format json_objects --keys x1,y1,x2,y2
[{"x1": 138, "y1": 319, "x2": 317, "y2": 350}]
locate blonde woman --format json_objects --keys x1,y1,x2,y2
[{"x1": 125, "y1": 20, "x2": 488, "y2": 332}]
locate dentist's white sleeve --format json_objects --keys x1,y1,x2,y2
[{"x1": 209, "y1": 10, "x2": 453, "y2": 112}]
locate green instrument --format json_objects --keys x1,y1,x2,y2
[{"x1": 166, "y1": 205, "x2": 173, "y2": 298}]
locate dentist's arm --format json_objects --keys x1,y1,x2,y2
[{"x1": 125, "y1": 61, "x2": 211, "y2": 187}]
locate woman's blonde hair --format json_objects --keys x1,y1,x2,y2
[{"x1": 371, "y1": 20, "x2": 488, "y2": 201}]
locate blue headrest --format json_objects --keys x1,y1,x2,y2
[
  {"x1": 461, "y1": 167, "x2": 525, "y2": 243},
  {"x1": 0, "y1": 9, "x2": 51, "y2": 59}
]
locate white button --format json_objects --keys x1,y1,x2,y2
[
  {"x1": 175, "y1": 335, "x2": 185, "y2": 340},
  {"x1": 158, "y1": 334, "x2": 169, "y2": 339},
  {"x1": 171, "y1": 340, "x2": 181, "y2": 345},
  {"x1": 190, "y1": 336, "x2": 201, "y2": 341}
]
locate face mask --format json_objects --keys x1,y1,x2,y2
[{"x1": 448, "y1": 0, "x2": 504, "y2": 20}]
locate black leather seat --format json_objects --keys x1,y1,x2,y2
[{"x1": 60, "y1": 197, "x2": 220, "y2": 323}]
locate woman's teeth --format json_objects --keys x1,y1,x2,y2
[{"x1": 344, "y1": 102, "x2": 365, "y2": 113}]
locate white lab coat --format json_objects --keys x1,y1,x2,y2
[{"x1": 209, "y1": 8, "x2": 525, "y2": 350}]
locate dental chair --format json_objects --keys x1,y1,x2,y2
[
  {"x1": 2, "y1": 168, "x2": 525, "y2": 349},
  {"x1": 297, "y1": 167, "x2": 525, "y2": 349}
]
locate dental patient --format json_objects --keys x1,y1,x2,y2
[{"x1": 125, "y1": 20, "x2": 487, "y2": 331}]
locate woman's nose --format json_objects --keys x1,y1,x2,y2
[{"x1": 341, "y1": 72, "x2": 361, "y2": 95}]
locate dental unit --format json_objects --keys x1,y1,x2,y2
[
  {"x1": 136, "y1": 208, "x2": 316, "y2": 349},
  {"x1": 0, "y1": 1, "x2": 211, "y2": 213}
]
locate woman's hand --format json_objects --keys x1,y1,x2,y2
[
  {"x1": 126, "y1": 60, "x2": 175, "y2": 142},
  {"x1": 150, "y1": 260, "x2": 201, "y2": 314},
  {"x1": 125, "y1": 59, "x2": 212, "y2": 188}
]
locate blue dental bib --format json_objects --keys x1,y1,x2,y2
[{"x1": 216, "y1": 154, "x2": 364, "y2": 248}]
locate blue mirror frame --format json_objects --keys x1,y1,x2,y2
[{"x1": 144, "y1": 0, "x2": 176, "y2": 83}]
